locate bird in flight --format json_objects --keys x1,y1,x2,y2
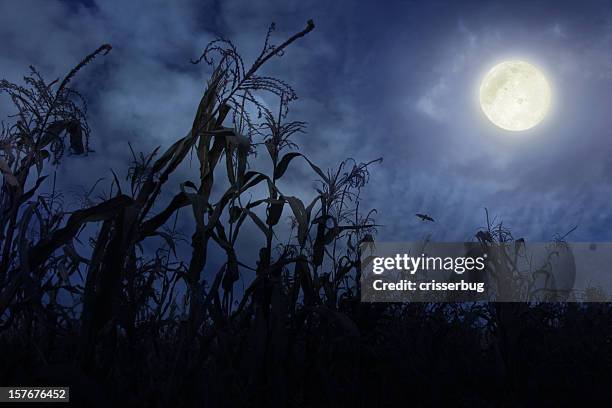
[{"x1": 415, "y1": 213, "x2": 435, "y2": 222}]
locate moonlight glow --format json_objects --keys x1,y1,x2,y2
[{"x1": 479, "y1": 60, "x2": 551, "y2": 131}]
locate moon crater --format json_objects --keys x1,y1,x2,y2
[{"x1": 479, "y1": 60, "x2": 551, "y2": 132}]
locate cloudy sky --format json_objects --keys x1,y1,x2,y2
[{"x1": 3, "y1": 0, "x2": 612, "y2": 251}]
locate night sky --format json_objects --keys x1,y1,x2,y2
[{"x1": 3, "y1": 0, "x2": 612, "y2": 251}]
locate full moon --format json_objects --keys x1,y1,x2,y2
[{"x1": 479, "y1": 60, "x2": 551, "y2": 131}]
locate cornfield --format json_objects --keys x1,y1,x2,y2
[{"x1": 1, "y1": 20, "x2": 611, "y2": 407}]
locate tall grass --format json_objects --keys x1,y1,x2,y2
[
  {"x1": 1, "y1": 21, "x2": 611, "y2": 407},
  {"x1": 0, "y1": 21, "x2": 383, "y2": 406}
]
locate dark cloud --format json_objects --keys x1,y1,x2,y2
[{"x1": 2, "y1": 0, "x2": 612, "y2": 254}]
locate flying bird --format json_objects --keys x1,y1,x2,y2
[{"x1": 415, "y1": 213, "x2": 435, "y2": 222}]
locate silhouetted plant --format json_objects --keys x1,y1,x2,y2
[{"x1": 1, "y1": 21, "x2": 611, "y2": 408}]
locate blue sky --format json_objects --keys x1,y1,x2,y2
[{"x1": 2, "y1": 0, "x2": 612, "y2": 249}]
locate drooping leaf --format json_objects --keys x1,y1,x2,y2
[
  {"x1": 222, "y1": 251, "x2": 240, "y2": 292},
  {"x1": 274, "y1": 152, "x2": 330, "y2": 184},
  {"x1": 296, "y1": 257, "x2": 317, "y2": 306},
  {"x1": 246, "y1": 210, "x2": 271, "y2": 241},
  {"x1": 274, "y1": 152, "x2": 301, "y2": 180},
  {"x1": 28, "y1": 194, "x2": 133, "y2": 268},
  {"x1": 139, "y1": 192, "x2": 189, "y2": 239},
  {"x1": 67, "y1": 121, "x2": 85, "y2": 154},
  {"x1": 0, "y1": 159, "x2": 19, "y2": 187},
  {"x1": 284, "y1": 196, "x2": 308, "y2": 246},
  {"x1": 266, "y1": 199, "x2": 285, "y2": 226},
  {"x1": 312, "y1": 219, "x2": 326, "y2": 267},
  {"x1": 40, "y1": 120, "x2": 86, "y2": 154}
]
